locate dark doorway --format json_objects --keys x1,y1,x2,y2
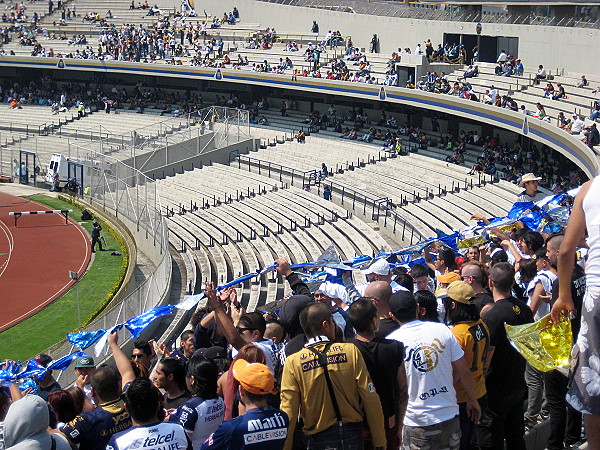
[{"x1": 443, "y1": 34, "x2": 519, "y2": 63}]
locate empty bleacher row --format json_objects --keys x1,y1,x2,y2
[
  {"x1": 0, "y1": 105, "x2": 203, "y2": 167},
  {"x1": 157, "y1": 162, "x2": 391, "y2": 311},
  {"x1": 234, "y1": 128, "x2": 519, "y2": 238}
]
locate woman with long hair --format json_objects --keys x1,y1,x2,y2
[
  {"x1": 48, "y1": 390, "x2": 79, "y2": 428},
  {"x1": 169, "y1": 355, "x2": 224, "y2": 448},
  {"x1": 217, "y1": 343, "x2": 267, "y2": 420}
]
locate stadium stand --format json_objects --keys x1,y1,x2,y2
[{"x1": 1, "y1": 0, "x2": 599, "y2": 448}]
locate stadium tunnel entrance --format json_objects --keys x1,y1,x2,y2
[
  {"x1": 4, "y1": 66, "x2": 587, "y2": 181},
  {"x1": 444, "y1": 33, "x2": 519, "y2": 64}
]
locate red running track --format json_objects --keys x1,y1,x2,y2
[{"x1": 0, "y1": 192, "x2": 90, "y2": 331}]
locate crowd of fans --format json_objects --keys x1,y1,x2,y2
[{"x1": 1, "y1": 194, "x2": 596, "y2": 450}]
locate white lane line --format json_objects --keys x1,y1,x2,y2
[{"x1": 0, "y1": 216, "x2": 91, "y2": 330}]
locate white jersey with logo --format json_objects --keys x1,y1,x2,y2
[
  {"x1": 107, "y1": 422, "x2": 192, "y2": 450},
  {"x1": 387, "y1": 320, "x2": 464, "y2": 427}
]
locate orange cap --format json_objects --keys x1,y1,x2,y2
[
  {"x1": 232, "y1": 359, "x2": 277, "y2": 395},
  {"x1": 436, "y1": 272, "x2": 460, "y2": 284}
]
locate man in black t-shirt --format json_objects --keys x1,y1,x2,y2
[
  {"x1": 349, "y1": 298, "x2": 408, "y2": 450},
  {"x1": 543, "y1": 234, "x2": 585, "y2": 450},
  {"x1": 33, "y1": 353, "x2": 61, "y2": 401},
  {"x1": 363, "y1": 281, "x2": 399, "y2": 338},
  {"x1": 476, "y1": 263, "x2": 533, "y2": 450}
]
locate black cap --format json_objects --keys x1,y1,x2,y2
[
  {"x1": 34, "y1": 353, "x2": 53, "y2": 368},
  {"x1": 193, "y1": 346, "x2": 227, "y2": 360},
  {"x1": 389, "y1": 291, "x2": 417, "y2": 320},
  {"x1": 279, "y1": 295, "x2": 313, "y2": 337}
]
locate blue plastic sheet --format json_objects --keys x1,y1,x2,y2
[
  {"x1": 508, "y1": 202, "x2": 535, "y2": 220},
  {"x1": 48, "y1": 351, "x2": 89, "y2": 371},
  {"x1": 124, "y1": 305, "x2": 175, "y2": 338},
  {"x1": 67, "y1": 330, "x2": 107, "y2": 350}
]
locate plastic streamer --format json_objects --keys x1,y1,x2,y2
[
  {"x1": 67, "y1": 330, "x2": 107, "y2": 350},
  {"x1": 505, "y1": 313, "x2": 572, "y2": 372},
  {"x1": 124, "y1": 305, "x2": 176, "y2": 338}
]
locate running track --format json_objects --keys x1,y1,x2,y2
[{"x1": 0, "y1": 192, "x2": 90, "y2": 331}]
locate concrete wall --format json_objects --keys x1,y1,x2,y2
[
  {"x1": 121, "y1": 131, "x2": 217, "y2": 173},
  {"x1": 144, "y1": 138, "x2": 257, "y2": 180},
  {"x1": 190, "y1": 0, "x2": 600, "y2": 74}
]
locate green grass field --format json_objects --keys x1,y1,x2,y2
[{"x1": 0, "y1": 195, "x2": 127, "y2": 360}]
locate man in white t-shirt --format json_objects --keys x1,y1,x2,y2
[
  {"x1": 107, "y1": 378, "x2": 192, "y2": 450},
  {"x1": 571, "y1": 115, "x2": 585, "y2": 135},
  {"x1": 386, "y1": 292, "x2": 481, "y2": 448}
]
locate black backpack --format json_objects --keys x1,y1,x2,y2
[{"x1": 81, "y1": 209, "x2": 93, "y2": 220}]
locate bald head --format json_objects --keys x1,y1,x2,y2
[
  {"x1": 364, "y1": 281, "x2": 392, "y2": 315},
  {"x1": 546, "y1": 234, "x2": 564, "y2": 268},
  {"x1": 365, "y1": 281, "x2": 392, "y2": 302},
  {"x1": 546, "y1": 234, "x2": 564, "y2": 251},
  {"x1": 265, "y1": 321, "x2": 285, "y2": 344}
]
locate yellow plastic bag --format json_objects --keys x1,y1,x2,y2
[{"x1": 505, "y1": 313, "x2": 572, "y2": 372}]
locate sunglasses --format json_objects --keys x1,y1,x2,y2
[
  {"x1": 236, "y1": 326, "x2": 256, "y2": 334},
  {"x1": 131, "y1": 354, "x2": 145, "y2": 359}
]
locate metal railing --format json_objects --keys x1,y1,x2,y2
[
  {"x1": 0, "y1": 121, "x2": 49, "y2": 135},
  {"x1": 229, "y1": 149, "x2": 426, "y2": 244},
  {"x1": 257, "y1": 0, "x2": 600, "y2": 29},
  {"x1": 230, "y1": 151, "x2": 319, "y2": 188},
  {"x1": 313, "y1": 176, "x2": 427, "y2": 244}
]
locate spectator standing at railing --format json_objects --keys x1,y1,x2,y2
[{"x1": 311, "y1": 20, "x2": 319, "y2": 33}]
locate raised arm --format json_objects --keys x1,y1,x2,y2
[
  {"x1": 551, "y1": 180, "x2": 591, "y2": 323},
  {"x1": 107, "y1": 330, "x2": 136, "y2": 387},
  {"x1": 204, "y1": 283, "x2": 246, "y2": 351},
  {"x1": 275, "y1": 258, "x2": 311, "y2": 296}
]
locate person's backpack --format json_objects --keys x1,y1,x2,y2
[{"x1": 81, "y1": 209, "x2": 93, "y2": 220}]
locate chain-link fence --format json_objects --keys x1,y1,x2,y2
[{"x1": 51, "y1": 156, "x2": 171, "y2": 387}]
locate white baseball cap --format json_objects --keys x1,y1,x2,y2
[{"x1": 361, "y1": 259, "x2": 391, "y2": 276}]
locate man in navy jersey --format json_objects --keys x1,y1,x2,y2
[
  {"x1": 202, "y1": 359, "x2": 289, "y2": 449},
  {"x1": 107, "y1": 378, "x2": 191, "y2": 450},
  {"x1": 60, "y1": 367, "x2": 132, "y2": 450}
]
